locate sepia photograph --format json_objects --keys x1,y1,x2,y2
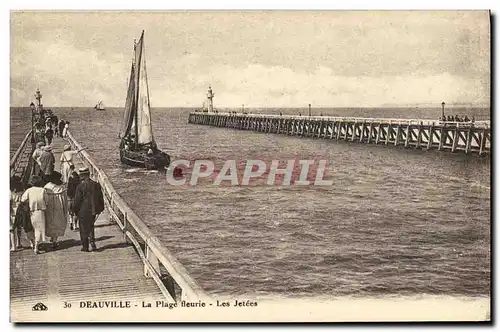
[{"x1": 8, "y1": 9, "x2": 491, "y2": 322}]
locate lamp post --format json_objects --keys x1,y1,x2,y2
[
  {"x1": 308, "y1": 104, "x2": 311, "y2": 117},
  {"x1": 30, "y1": 102, "x2": 36, "y2": 143},
  {"x1": 441, "y1": 101, "x2": 445, "y2": 120},
  {"x1": 30, "y1": 102, "x2": 35, "y2": 124}
]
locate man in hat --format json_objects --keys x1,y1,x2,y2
[
  {"x1": 38, "y1": 145, "x2": 55, "y2": 183},
  {"x1": 58, "y1": 119, "x2": 65, "y2": 138},
  {"x1": 52, "y1": 114, "x2": 59, "y2": 136},
  {"x1": 45, "y1": 124, "x2": 54, "y2": 145},
  {"x1": 32, "y1": 141, "x2": 45, "y2": 176},
  {"x1": 71, "y1": 167, "x2": 105, "y2": 252}
]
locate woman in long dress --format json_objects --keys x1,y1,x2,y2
[
  {"x1": 58, "y1": 119, "x2": 65, "y2": 138},
  {"x1": 44, "y1": 171, "x2": 68, "y2": 250},
  {"x1": 32, "y1": 141, "x2": 45, "y2": 176},
  {"x1": 60, "y1": 144, "x2": 84, "y2": 184},
  {"x1": 62, "y1": 121, "x2": 69, "y2": 138},
  {"x1": 21, "y1": 175, "x2": 48, "y2": 254}
]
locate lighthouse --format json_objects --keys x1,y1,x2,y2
[
  {"x1": 34, "y1": 87, "x2": 43, "y2": 111},
  {"x1": 206, "y1": 86, "x2": 214, "y2": 112}
]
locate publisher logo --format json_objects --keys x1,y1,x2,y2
[{"x1": 32, "y1": 302, "x2": 48, "y2": 311}]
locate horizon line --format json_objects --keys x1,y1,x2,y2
[{"x1": 9, "y1": 104, "x2": 491, "y2": 109}]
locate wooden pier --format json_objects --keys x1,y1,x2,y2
[
  {"x1": 188, "y1": 112, "x2": 491, "y2": 155},
  {"x1": 10, "y1": 132, "x2": 210, "y2": 322}
]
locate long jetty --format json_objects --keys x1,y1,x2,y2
[
  {"x1": 10, "y1": 131, "x2": 209, "y2": 322},
  {"x1": 188, "y1": 112, "x2": 491, "y2": 155}
]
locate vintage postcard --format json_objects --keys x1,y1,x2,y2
[{"x1": 9, "y1": 10, "x2": 490, "y2": 322}]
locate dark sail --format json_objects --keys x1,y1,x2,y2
[{"x1": 120, "y1": 63, "x2": 136, "y2": 138}]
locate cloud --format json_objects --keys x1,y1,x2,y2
[
  {"x1": 11, "y1": 40, "x2": 489, "y2": 108},
  {"x1": 11, "y1": 38, "x2": 129, "y2": 107},
  {"x1": 161, "y1": 63, "x2": 489, "y2": 108},
  {"x1": 10, "y1": 11, "x2": 490, "y2": 108}
]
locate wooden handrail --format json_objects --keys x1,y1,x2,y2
[
  {"x1": 66, "y1": 131, "x2": 210, "y2": 301},
  {"x1": 10, "y1": 130, "x2": 32, "y2": 169}
]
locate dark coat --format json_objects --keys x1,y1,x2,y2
[
  {"x1": 45, "y1": 128, "x2": 53, "y2": 139},
  {"x1": 14, "y1": 201, "x2": 34, "y2": 233},
  {"x1": 58, "y1": 121, "x2": 65, "y2": 135},
  {"x1": 71, "y1": 177, "x2": 105, "y2": 223},
  {"x1": 67, "y1": 173, "x2": 81, "y2": 199},
  {"x1": 38, "y1": 151, "x2": 55, "y2": 175}
]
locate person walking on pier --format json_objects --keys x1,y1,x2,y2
[
  {"x1": 44, "y1": 171, "x2": 68, "y2": 250},
  {"x1": 34, "y1": 124, "x2": 45, "y2": 143},
  {"x1": 62, "y1": 121, "x2": 70, "y2": 138},
  {"x1": 13, "y1": 200, "x2": 35, "y2": 251},
  {"x1": 45, "y1": 116, "x2": 52, "y2": 128},
  {"x1": 10, "y1": 176, "x2": 23, "y2": 251},
  {"x1": 39, "y1": 145, "x2": 55, "y2": 184},
  {"x1": 52, "y1": 115, "x2": 59, "y2": 137},
  {"x1": 58, "y1": 119, "x2": 65, "y2": 138},
  {"x1": 45, "y1": 125, "x2": 54, "y2": 145},
  {"x1": 71, "y1": 167, "x2": 104, "y2": 252},
  {"x1": 67, "y1": 166, "x2": 81, "y2": 231},
  {"x1": 21, "y1": 175, "x2": 48, "y2": 254},
  {"x1": 11, "y1": 177, "x2": 35, "y2": 249},
  {"x1": 60, "y1": 144, "x2": 86, "y2": 184},
  {"x1": 32, "y1": 142, "x2": 45, "y2": 177}
]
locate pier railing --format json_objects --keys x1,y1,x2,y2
[
  {"x1": 66, "y1": 131, "x2": 210, "y2": 303},
  {"x1": 10, "y1": 130, "x2": 34, "y2": 187},
  {"x1": 189, "y1": 112, "x2": 491, "y2": 155},
  {"x1": 193, "y1": 111, "x2": 491, "y2": 129}
]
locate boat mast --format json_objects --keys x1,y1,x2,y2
[{"x1": 134, "y1": 35, "x2": 140, "y2": 147}]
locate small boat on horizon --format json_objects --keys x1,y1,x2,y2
[
  {"x1": 94, "y1": 101, "x2": 105, "y2": 110},
  {"x1": 119, "y1": 30, "x2": 170, "y2": 170}
]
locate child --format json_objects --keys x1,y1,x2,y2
[
  {"x1": 66, "y1": 165, "x2": 81, "y2": 230},
  {"x1": 10, "y1": 176, "x2": 22, "y2": 251},
  {"x1": 14, "y1": 200, "x2": 35, "y2": 250}
]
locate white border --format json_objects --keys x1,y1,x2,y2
[{"x1": 2, "y1": 1, "x2": 497, "y2": 331}]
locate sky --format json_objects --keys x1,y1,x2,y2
[{"x1": 10, "y1": 11, "x2": 490, "y2": 108}]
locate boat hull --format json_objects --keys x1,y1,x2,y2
[{"x1": 120, "y1": 147, "x2": 171, "y2": 170}]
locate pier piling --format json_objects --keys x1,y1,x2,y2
[{"x1": 188, "y1": 112, "x2": 490, "y2": 155}]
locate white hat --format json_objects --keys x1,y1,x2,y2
[{"x1": 79, "y1": 167, "x2": 90, "y2": 175}]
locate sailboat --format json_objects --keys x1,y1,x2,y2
[
  {"x1": 94, "y1": 101, "x2": 105, "y2": 110},
  {"x1": 119, "y1": 31, "x2": 171, "y2": 170}
]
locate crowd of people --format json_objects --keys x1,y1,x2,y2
[
  {"x1": 32, "y1": 108, "x2": 70, "y2": 146},
  {"x1": 10, "y1": 112, "x2": 105, "y2": 254},
  {"x1": 440, "y1": 114, "x2": 475, "y2": 123}
]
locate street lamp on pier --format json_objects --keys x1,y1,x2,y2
[
  {"x1": 441, "y1": 101, "x2": 445, "y2": 119},
  {"x1": 30, "y1": 102, "x2": 36, "y2": 141},
  {"x1": 308, "y1": 104, "x2": 311, "y2": 117}
]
